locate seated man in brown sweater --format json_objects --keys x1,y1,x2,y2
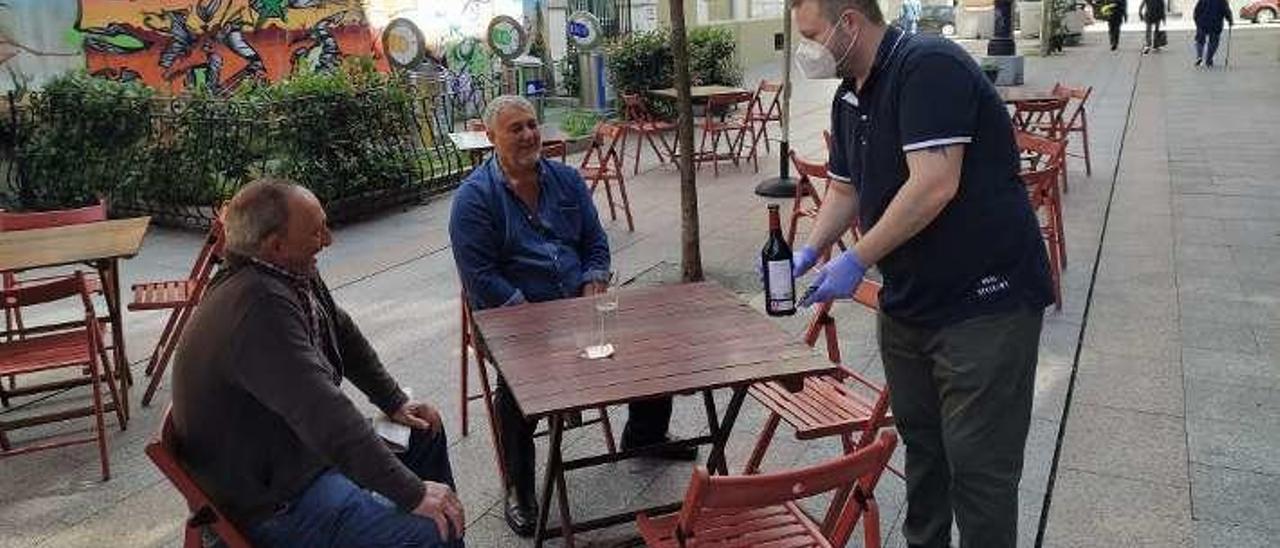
[{"x1": 171, "y1": 178, "x2": 464, "y2": 547}]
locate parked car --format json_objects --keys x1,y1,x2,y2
[
  {"x1": 918, "y1": 4, "x2": 956, "y2": 36},
  {"x1": 1242, "y1": 0, "x2": 1279, "y2": 24}
]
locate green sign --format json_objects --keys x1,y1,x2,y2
[{"x1": 486, "y1": 15, "x2": 527, "y2": 62}]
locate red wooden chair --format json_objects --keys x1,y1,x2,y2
[
  {"x1": 785, "y1": 150, "x2": 858, "y2": 253},
  {"x1": 744, "y1": 279, "x2": 900, "y2": 481},
  {"x1": 578, "y1": 122, "x2": 634, "y2": 231},
  {"x1": 744, "y1": 80, "x2": 784, "y2": 156},
  {"x1": 130, "y1": 217, "x2": 225, "y2": 407},
  {"x1": 621, "y1": 93, "x2": 675, "y2": 175},
  {"x1": 1051, "y1": 82, "x2": 1094, "y2": 176},
  {"x1": 458, "y1": 295, "x2": 616, "y2": 488},
  {"x1": 695, "y1": 91, "x2": 758, "y2": 176},
  {"x1": 1017, "y1": 131, "x2": 1068, "y2": 310},
  {"x1": 0, "y1": 272, "x2": 123, "y2": 480},
  {"x1": 1011, "y1": 97, "x2": 1072, "y2": 192},
  {"x1": 146, "y1": 406, "x2": 254, "y2": 548},
  {"x1": 541, "y1": 140, "x2": 568, "y2": 163},
  {"x1": 636, "y1": 430, "x2": 898, "y2": 548}
]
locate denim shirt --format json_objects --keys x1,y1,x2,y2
[{"x1": 449, "y1": 156, "x2": 611, "y2": 310}]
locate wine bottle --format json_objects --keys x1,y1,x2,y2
[{"x1": 762, "y1": 204, "x2": 796, "y2": 316}]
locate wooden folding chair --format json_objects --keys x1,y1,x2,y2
[
  {"x1": 1017, "y1": 130, "x2": 1068, "y2": 268},
  {"x1": 695, "y1": 91, "x2": 758, "y2": 176},
  {"x1": 636, "y1": 430, "x2": 898, "y2": 548},
  {"x1": 1017, "y1": 131, "x2": 1068, "y2": 310},
  {"x1": 744, "y1": 80, "x2": 784, "y2": 156},
  {"x1": 578, "y1": 122, "x2": 634, "y2": 231},
  {"x1": 130, "y1": 217, "x2": 225, "y2": 407},
  {"x1": 541, "y1": 140, "x2": 568, "y2": 163},
  {"x1": 1011, "y1": 97, "x2": 1072, "y2": 192},
  {"x1": 146, "y1": 406, "x2": 254, "y2": 548},
  {"x1": 786, "y1": 150, "x2": 858, "y2": 253},
  {"x1": 458, "y1": 295, "x2": 616, "y2": 488},
  {"x1": 0, "y1": 272, "x2": 123, "y2": 481},
  {"x1": 1052, "y1": 82, "x2": 1094, "y2": 176},
  {"x1": 743, "y1": 279, "x2": 900, "y2": 480},
  {"x1": 620, "y1": 93, "x2": 675, "y2": 175}
]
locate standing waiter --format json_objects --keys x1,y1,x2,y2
[{"x1": 787, "y1": 0, "x2": 1054, "y2": 546}]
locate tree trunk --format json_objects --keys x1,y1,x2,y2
[{"x1": 668, "y1": 0, "x2": 703, "y2": 282}]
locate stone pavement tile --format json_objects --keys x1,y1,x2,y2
[
  {"x1": 1182, "y1": 347, "x2": 1280, "y2": 389},
  {"x1": 1094, "y1": 251, "x2": 1176, "y2": 288},
  {"x1": 1186, "y1": 377, "x2": 1280, "y2": 427},
  {"x1": 1221, "y1": 219, "x2": 1280, "y2": 249},
  {"x1": 1190, "y1": 464, "x2": 1280, "y2": 533},
  {"x1": 1083, "y1": 313, "x2": 1180, "y2": 361},
  {"x1": 1074, "y1": 351, "x2": 1184, "y2": 416},
  {"x1": 1194, "y1": 521, "x2": 1280, "y2": 548},
  {"x1": 27, "y1": 482, "x2": 185, "y2": 548},
  {"x1": 1177, "y1": 273, "x2": 1245, "y2": 302},
  {"x1": 1059, "y1": 403, "x2": 1187, "y2": 486},
  {"x1": 1187, "y1": 418, "x2": 1280, "y2": 477},
  {"x1": 1088, "y1": 287, "x2": 1178, "y2": 322},
  {"x1": 1179, "y1": 292, "x2": 1269, "y2": 326},
  {"x1": 1175, "y1": 217, "x2": 1229, "y2": 246},
  {"x1": 1040, "y1": 469, "x2": 1192, "y2": 548},
  {"x1": 1034, "y1": 362, "x2": 1072, "y2": 424},
  {"x1": 1021, "y1": 417, "x2": 1061, "y2": 495},
  {"x1": 1180, "y1": 317, "x2": 1263, "y2": 354}
]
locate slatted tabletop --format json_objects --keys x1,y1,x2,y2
[
  {"x1": 998, "y1": 87, "x2": 1060, "y2": 104},
  {"x1": 0, "y1": 217, "x2": 150, "y2": 272},
  {"x1": 472, "y1": 281, "x2": 836, "y2": 419},
  {"x1": 648, "y1": 85, "x2": 750, "y2": 100},
  {"x1": 446, "y1": 127, "x2": 573, "y2": 153}
]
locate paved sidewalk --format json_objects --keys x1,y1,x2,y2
[{"x1": 0, "y1": 23, "x2": 1276, "y2": 548}]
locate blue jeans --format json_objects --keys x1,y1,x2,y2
[{"x1": 250, "y1": 428, "x2": 464, "y2": 547}]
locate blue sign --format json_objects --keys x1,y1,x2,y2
[
  {"x1": 568, "y1": 21, "x2": 590, "y2": 39},
  {"x1": 525, "y1": 80, "x2": 546, "y2": 96}
]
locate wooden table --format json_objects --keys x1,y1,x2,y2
[
  {"x1": 648, "y1": 85, "x2": 750, "y2": 101},
  {"x1": 471, "y1": 281, "x2": 837, "y2": 547},
  {"x1": 0, "y1": 216, "x2": 151, "y2": 416},
  {"x1": 998, "y1": 87, "x2": 1060, "y2": 104},
  {"x1": 447, "y1": 127, "x2": 574, "y2": 165}
]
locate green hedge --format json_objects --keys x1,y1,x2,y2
[
  {"x1": 6, "y1": 60, "x2": 471, "y2": 224},
  {"x1": 604, "y1": 25, "x2": 743, "y2": 114}
]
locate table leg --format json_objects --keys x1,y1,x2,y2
[
  {"x1": 534, "y1": 414, "x2": 566, "y2": 548},
  {"x1": 99, "y1": 259, "x2": 130, "y2": 420},
  {"x1": 705, "y1": 385, "x2": 749, "y2": 476}
]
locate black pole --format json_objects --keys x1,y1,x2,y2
[
  {"x1": 988, "y1": 0, "x2": 1017, "y2": 56},
  {"x1": 755, "y1": 5, "x2": 797, "y2": 198}
]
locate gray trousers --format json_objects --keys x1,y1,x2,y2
[{"x1": 879, "y1": 306, "x2": 1043, "y2": 548}]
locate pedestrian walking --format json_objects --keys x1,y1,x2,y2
[
  {"x1": 900, "y1": 0, "x2": 922, "y2": 34},
  {"x1": 1100, "y1": 0, "x2": 1128, "y2": 50},
  {"x1": 790, "y1": 0, "x2": 1054, "y2": 546},
  {"x1": 1193, "y1": 0, "x2": 1233, "y2": 66},
  {"x1": 1140, "y1": 0, "x2": 1167, "y2": 53}
]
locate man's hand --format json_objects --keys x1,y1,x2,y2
[
  {"x1": 392, "y1": 400, "x2": 442, "y2": 432},
  {"x1": 799, "y1": 250, "x2": 867, "y2": 307},
  {"x1": 581, "y1": 281, "x2": 607, "y2": 297},
  {"x1": 413, "y1": 481, "x2": 465, "y2": 540}
]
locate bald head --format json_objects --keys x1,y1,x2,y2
[{"x1": 223, "y1": 178, "x2": 331, "y2": 273}]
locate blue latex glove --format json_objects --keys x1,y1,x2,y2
[
  {"x1": 757, "y1": 245, "x2": 821, "y2": 286},
  {"x1": 799, "y1": 250, "x2": 867, "y2": 307}
]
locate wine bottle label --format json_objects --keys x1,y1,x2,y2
[{"x1": 766, "y1": 260, "x2": 795, "y2": 306}]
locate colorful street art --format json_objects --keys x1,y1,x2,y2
[{"x1": 1, "y1": 0, "x2": 388, "y2": 94}]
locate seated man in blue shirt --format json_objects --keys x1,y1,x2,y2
[{"x1": 448, "y1": 95, "x2": 696, "y2": 537}]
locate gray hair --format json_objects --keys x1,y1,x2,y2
[
  {"x1": 482, "y1": 95, "x2": 536, "y2": 129},
  {"x1": 222, "y1": 178, "x2": 303, "y2": 256}
]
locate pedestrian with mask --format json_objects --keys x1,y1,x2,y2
[
  {"x1": 789, "y1": 0, "x2": 1054, "y2": 546},
  {"x1": 1193, "y1": 0, "x2": 1233, "y2": 66}
]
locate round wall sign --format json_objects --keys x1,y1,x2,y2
[
  {"x1": 382, "y1": 18, "x2": 425, "y2": 69},
  {"x1": 567, "y1": 11, "x2": 603, "y2": 50},
  {"x1": 486, "y1": 15, "x2": 528, "y2": 62}
]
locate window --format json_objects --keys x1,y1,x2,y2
[
  {"x1": 750, "y1": 0, "x2": 785, "y2": 18},
  {"x1": 699, "y1": 0, "x2": 737, "y2": 21}
]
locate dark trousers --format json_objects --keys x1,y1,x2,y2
[
  {"x1": 879, "y1": 306, "x2": 1043, "y2": 548},
  {"x1": 495, "y1": 378, "x2": 672, "y2": 495},
  {"x1": 250, "y1": 428, "x2": 462, "y2": 547},
  {"x1": 1108, "y1": 16, "x2": 1123, "y2": 48},
  {"x1": 1195, "y1": 28, "x2": 1223, "y2": 63},
  {"x1": 1145, "y1": 20, "x2": 1162, "y2": 48}
]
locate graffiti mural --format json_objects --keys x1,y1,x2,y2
[{"x1": 0, "y1": 0, "x2": 388, "y2": 94}]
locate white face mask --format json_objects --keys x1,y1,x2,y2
[{"x1": 795, "y1": 18, "x2": 859, "y2": 79}]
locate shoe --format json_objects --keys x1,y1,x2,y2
[
  {"x1": 1142, "y1": 46, "x2": 1150, "y2": 54},
  {"x1": 1111, "y1": 44, "x2": 1118, "y2": 51},
  {"x1": 622, "y1": 434, "x2": 700, "y2": 461},
  {"x1": 504, "y1": 486, "x2": 538, "y2": 537},
  {"x1": 1206, "y1": 60, "x2": 1214, "y2": 67},
  {"x1": 1195, "y1": 57, "x2": 1203, "y2": 66}
]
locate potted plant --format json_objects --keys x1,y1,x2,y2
[{"x1": 981, "y1": 60, "x2": 1000, "y2": 84}]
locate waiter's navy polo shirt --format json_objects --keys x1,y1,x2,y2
[{"x1": 827, "y1": 26, "x2": 1053, "y2": 327}]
